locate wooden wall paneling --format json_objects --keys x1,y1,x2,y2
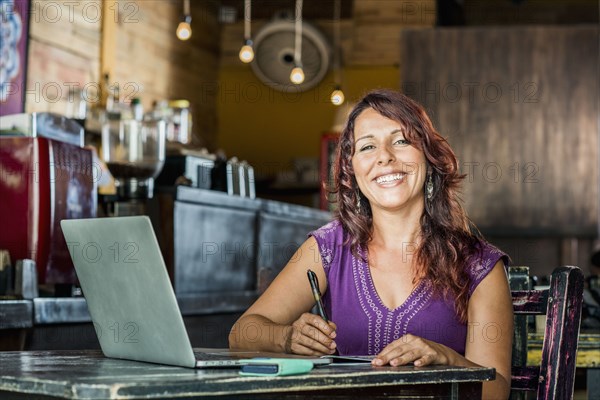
[
  {"x1": 353, "y1": 0, "x2": 436, "y2": 25},
  {"x1": 400, "y1": 26, "x2": 599, "y2": 236},
  {"x1": 26, "y1": 0, "x2": 101, "y2": 113},
  {"x1": 463, "y1": 0, "x2": 599, "y2": 25},
  {"x1": 25, "y1": 0, "x2": 220, "y2": 148},
  {"x1": 488, "y1": 237, "x2": 562, "y2": 278},
  {"x1": 29, "y1": 0, "x2": 101, "y2": 60},
  {"x1": 318, "y1": 20, "x2": 355, "y2": 67},
  {"x1": 349, "y1": 0, "x2": 435, "y2": 67},
  {"x1": 26, "y1": 41, "x2": 100, "y2": 114},
  {"x1": 109, "y1": 0, "x2": 221, "y2": 149},
  {"x1": 351, "y1": 23, "x2": 415, "y2": 66},
  {"x1": 219, "y1": 22, "x2": 247, "y2": 65}
]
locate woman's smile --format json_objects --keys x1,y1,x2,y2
[
  {"x1": 375, "y1": 172, "x2": 406, "y2": 185},
  {"x1": 352, "y1": 108, "x2": 427, "y2": 212}
]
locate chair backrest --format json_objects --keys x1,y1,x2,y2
[{"x1": 509, "y1": 266, "x2": 584, "y2": 399}]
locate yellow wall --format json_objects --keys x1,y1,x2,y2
[{"x1": 217, "y1": 66, "x2": 399, "y2": 175}]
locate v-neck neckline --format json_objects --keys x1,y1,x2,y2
[{"x1": 359, "y1": 245, "x2": 425, "y2": 313}]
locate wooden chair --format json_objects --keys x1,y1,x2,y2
[{"x1": 509, "y1": 266, "x2": 584, "y2": 399}]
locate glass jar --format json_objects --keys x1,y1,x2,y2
[
  {"x1": 166, "y1": 99, "x2": 192, "y2": 145},
  {"x1": 101, "y1": 118, "x2": 166, "y2": 199}
]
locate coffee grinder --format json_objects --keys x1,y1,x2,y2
[{"x1": 101, "y1": 118, "x2": 166, "y2": 216}]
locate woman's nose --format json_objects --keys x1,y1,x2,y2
[{"x1": 377, "y1": 145, "x2": 396, "y2": 165}]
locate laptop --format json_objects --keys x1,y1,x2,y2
[{"x1": 61, "y1": 216, "x2": 332, "y2": 368}]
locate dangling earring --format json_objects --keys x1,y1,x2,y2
[
  {"x1": 426, "y1": 175, "x2": 434, "y2": 200},
  {"x1": 355, "y1": 190, "x2": 362, "y2": 211}
]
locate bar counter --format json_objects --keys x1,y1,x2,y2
[
  {"x1": 1, "y1": 293, "x2": 257, "y2": 324},
  {"x1": 0, "y1": 293, "x2": 257, "y2": 351},
  {"x1": 0, "y1": 300, "x2": 32, "y2": 329}
]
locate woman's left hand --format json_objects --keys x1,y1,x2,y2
[{"x1": 372, "y1": 334, "x2": 451, "y2": 367}]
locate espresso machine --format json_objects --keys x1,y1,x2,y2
[
  {"x1": 101, "y1": 117, "x2": 166, "y2": 216},
  {"x1": 0, "y1": 113, "x2": 97, "y2": 293}
]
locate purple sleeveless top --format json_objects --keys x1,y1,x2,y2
[{"x1": 309, "y1": 220, "x2": 508, "y2": 356}]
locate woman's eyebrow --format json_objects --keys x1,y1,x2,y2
[
  {"x1": 354, "y1": 129, "x2": 404, "y2": 144},
  {"x1": 354, "y1": 135, "x2": 373, "y2": 144}
]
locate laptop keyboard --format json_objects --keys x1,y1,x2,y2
[
  {"x1": 192, "y1": 351, "x2": 245, "y2": 367},
  {"x1": 193, "y1": 351, "x2": 234, "y2": 360}
]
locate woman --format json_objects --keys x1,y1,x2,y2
[{"x1": 229, "y1": 89, "x2": 513, "y2": 398}]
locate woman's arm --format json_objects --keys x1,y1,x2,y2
[
  {"x1": 373, "y1": 261, "x2": 513, "y2": 399},
  {"x1": 228, "y1": 237, "x2": 337, "y2": 355},
  {"x1": 464, "y1": 260, "x2": 513, "y2": 399}
]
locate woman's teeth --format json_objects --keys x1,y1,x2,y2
[{"x1": 376, "y1": 173, "x2": 405, "y2": 184}]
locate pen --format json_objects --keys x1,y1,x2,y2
[{"x1": 307, "y1": 269, "x2": 329, "y2": 322}]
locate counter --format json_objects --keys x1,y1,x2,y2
[
  {"x1": 1, "y1": 293, "x2": 258, "y2": 326},
  {"x1": 0, "y1": 300, "x2": 33, "y2": 351},
  {"x1": 0, "y1": 300, "x2": 32, "y2": 329},
  {"x1": 1, "y1": 293, "x2": 258, "y2": 351},
  {"x1": 2, "y1": 186, "x2": 331, "y2": 351}
]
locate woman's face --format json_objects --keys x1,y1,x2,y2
[{"x1": 351, "y1": 108, "x2": 427, "y2": 214}]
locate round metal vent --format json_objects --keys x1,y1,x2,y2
[{"x1": 251, "y1": 19, "x2": 330, "y2": 93}]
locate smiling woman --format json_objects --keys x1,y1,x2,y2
[
  {"x1": 230, "y1": 89, "x2": 514, "y2": 400},
  {"x1": 351, "y1": 108, "x2": 428, "y2": 217}
]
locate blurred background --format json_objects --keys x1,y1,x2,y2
[
  {"x1": 12, "y1": 0, "x2": 596, "y2": 275},
  {"x1": 0, "y1": 1, "x2": 598, "y2": 395}
]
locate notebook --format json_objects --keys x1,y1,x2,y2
[{"x1": 61, "y1": 216, "x2": 332, "y2": 368}]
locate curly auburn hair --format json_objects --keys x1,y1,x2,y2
[{"x1": 332, "y1": 89, "x2": 483, "y2": 323}]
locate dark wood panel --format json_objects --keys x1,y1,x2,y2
[
  {"x1": 174, "y1": 202, "x2": 257, "y2": 294},
  {"x1": 400, "y1": 26, "x2": 599, "y2": 234},
  {"x1": 463, "y1": 0, "x2": 599, "y2": 25},
  {"x1": 24, "y1": 314, "x2": 248, "y2": 351},
  {"x1": 219, "y1": 0, "x2": 354, "y2": 20},
  {"x1": 0, "y1": 300, "x2": 32, "y2": 329}
]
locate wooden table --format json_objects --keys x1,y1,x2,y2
[{"x1": 0, "y1": 350, "x2": 495, "y2": 399}]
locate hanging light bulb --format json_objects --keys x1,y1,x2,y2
[
  {"x1": 290, "y1": 0, "x2": 304, "y2": 84},
  {"x1": 176, "y1": 16, "x2": 192, "y2": 40},
  {"x1": 238, "y1": 0, "x2": 254, "y2": 64},
  {"x1": 176, "y1": 0, "x2": 192, "y2": 41},
  {"x1": 290, "y1": 65, "x2": 305, "y2": 84},
  {"x1": 330, "y1": 86, "x2": 345, "y2": 106},
  {"x1": 239, "y1": 40, "x2": 254, "y2": 63},
  {"x1": 330, "y1": 1, "x2": 344, "y2": 105},
  {"x1": 239, "y1": 0, "x2": 254, "y2": 63}
]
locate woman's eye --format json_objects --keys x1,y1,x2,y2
[
  {"x1": 359, "y1": 144, "x2": 375, "y2": 152},
  {"x1": 394, "y1": 138, "x2": 409, "y2": 146}
]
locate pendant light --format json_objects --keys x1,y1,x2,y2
[
  {"x1": 330, "y1": 87, "x2": 345, "y2": 106},
  {"x1": 290, "y1": 0, "x2": 305, "y2": 84},
  {"x1": 239, "y1": 0, "x2": 254, "y2": 63},
  {"x1": 330, "y1": 0, "x2": 345, "y2": 105},
  {"x1": 176, "y1": 0, "x2": 192, "y2": 41}
]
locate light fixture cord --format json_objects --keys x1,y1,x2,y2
[
  {"x1": 183, "y1": 0, "x2": 190, "y2": 17},
  {"x1": 244, "y1": 0, "x2": 251, "y2": 40},
  {"x1": 294, "y1": 0, "x2": 303, "y2": 65},
  {"x1": 333, "y1": 0, "x2": 341, "y2": 84}
]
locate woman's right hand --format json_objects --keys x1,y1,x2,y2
[{"x1": 285, "y1": 313, "x2": 337, "y2": 355}]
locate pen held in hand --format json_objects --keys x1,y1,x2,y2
[{"x1": 307, "y1": 269, "x2": 329, "y2": 323}]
